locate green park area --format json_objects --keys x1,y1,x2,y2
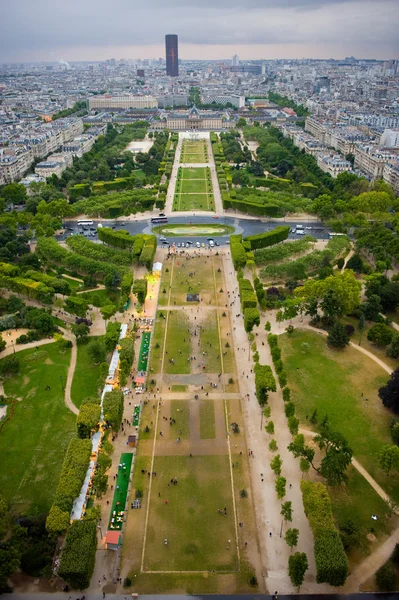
[
  {"x1": 199, "y1": 400, "x2": 216, "y2": 439},
  {"x1": 0, "y1": 344, "x2": 75, "y2": 514},
  {"x1": 279, "y1": 329, "x2": 399, "y2": 502},
  {"x1": 200, "y1": 311, "x2": 222, "y2": 372},
  {"x1": 168, "y1": 256, "x2": 217, "y2": 305},
  {"x1": 142, "y1": 455, "x2": 237, "y2": 571},
  {"x1": 174, "y1": 190, "x2": 214, "y2": 212},
  {"x1": 71, "y1": 336, "x2": 104, "y2": 409}
]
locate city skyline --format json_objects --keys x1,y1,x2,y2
[{"x1": 1, "y1": 0, "x2": 398, "y2": 63}]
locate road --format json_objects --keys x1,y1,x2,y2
[{"x1": 60, "y1": 216, "x2": 328, "y2": 247}]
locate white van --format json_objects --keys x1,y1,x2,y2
[
  {"x1": 296, "y1": 224, "x2": 304, "y2": 230},
  {"x1": 209, "y1": 240, "x2": 215, "y2": 248}
]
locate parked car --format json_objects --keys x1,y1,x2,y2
[{"x1": 196, "y1": 242, "x2": 201, "y2": 248}]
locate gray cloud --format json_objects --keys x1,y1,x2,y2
[{"x1": 1, "y1": 0, "x2": 398, "y2": 59}]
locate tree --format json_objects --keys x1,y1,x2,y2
[
  {"x1": 275, "y1": 476, "x2": 286, "y2": 499},
  {"x1": 379, "y1": 445, "x2": 399, "y2": 475},
  {"x1": 237, "y1": 117, "x2": 246, "y2": 128},
  {"x1": 296, "y1": 270, "x2": 361, "y2": 316},
  {"x1": 270, "y1": 454, "x2": 282, "y2": 476},
  {"x1": 320, "y1": 288, "x2": 344, "y2": 321},
  {"x1": 357, "y1": 313, "x2": 365, "y2": 346},
  {"x1": 2, "y1": 182, "x2": 27, "y2": 205},
  {"x1": 299, "y1": 458, "x2": 310, "y2": 478},
  {"x1": 367, "y1": 323, "x2": 394, "y2": 347},
  {"x1": 0, "y1": 335, "x2": 5, "y2": 354},
  {"x1": 281, "y1": 501, "x2": 293, "y2": 523},
  {"x1": 87, "y1": 339, "x2": 106, "y2": 365},
  {"x1": 285, "y1": 528, "x2": 299, "y2": 551},
  {"x1": 345, "y1": 254, "x2": 364, "y2": 273},
  {"x1": 45, "y1": 504, "x2": 70, "y2": 535},
  {"x1": 361, "y1": 294, "x2": 382, "y2": 321},
  {"x1": 288, "y1": 552, "x2": 308, "y2": 591},
  {"x1": 71, "y1": 322, "x2": 89, "y2": 341},
  {"x1": 101, "y1": 304, "x2": 117, "y2": 323},
  {"x1": 379, "y1": 368, "x2": 399, "y2": 414},
  {"x1": 315, "y1": 427, "x2": 353, "y2": 485},
  {"x1": 327, "y1": 322, "x2": 350, "y2": 349},
  {"x1": 387, "y1": 334, "x2": 399, "y2": 359}
]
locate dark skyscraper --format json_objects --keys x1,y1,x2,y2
[{"x1": 165, "y1": 34, "x2": 179, "y2": 77}]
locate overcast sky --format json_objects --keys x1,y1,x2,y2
[{"x1": 1, "y1": 0, "x2": 398, "y2": 62}]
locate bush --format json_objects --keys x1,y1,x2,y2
[
  {"x1": 301, "y1": 480, "x2": 348, "y2": 586},
  {"x1": 244, "y1": 307, "x2": 260, "y2": 332},
  {"x1": 367, "y1": 323, "x2": 394, "y2": 347},
  {"x1": 375, "y1": 561, "x2": 396, "y2": 592},
  {"x1": 76, "y1": 403, "x2": 101, "y2": 438},
  {"x1": 58, "y1": 520, "x2": 97, "y2": 589},
  {"x1": 283, "y1": 387, "x2": 291, "y2": 402}
]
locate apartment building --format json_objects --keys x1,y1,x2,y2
[
  {"x1": 383, "y1": 159, "x2": 399, "y2": 194},
  {"x1": 354, "y1": 144, "x2": 397, "y2": 180},
  {"x1": 380, "y1": 129, "x2": 399, "y2": 148},
  {"x1": 35, "y1": 154, "x2": 70, "y2": 178},
  {"x1": 88, "y1": 95, "x2": 158, "y2": 110},
  {"x1": 317, "y1": 153, "x2": 353, "y2": 177},
  {"x1": 0, "y1": 146, "x2": 34, "y2": 183},
  {"x1": 305, "y1": 116, "x2": 329, "y2": 144}
]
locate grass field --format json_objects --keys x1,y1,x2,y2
[
  {"x1": 164, "y1": 311, "x2": 192, "y2": 374},
  {"x1": 180, "y1": 141, "x2": 208, "y2": 165},
  {"x1": 327, "y1": 466, "x2": 394, "y2": 565},
  {"x1": 143, "y1": 455, "x2": 237, "y2": 571},
  {"x1": 0, "y1": 344, "x2": 76, "y2": 514},
  {"x1": 179, "y1": 167, "x2": 208, "y2": 179},
  {"x1": 80, "y1": 288, "x2": 120, "y2": 308},
  {"x1": 152, "y1": 224, "x2": 234, "y2": 237},
  {"x1": 199, "y1": 400, "x2": 216, "y2": 439},
  {"x1": 174, "y1": 192, "x2": 214, "y2": 212},
  {"x1": 149, "y1": 312, "x2": 166, "y2": 374},
  {"x1": 200, "y1": 311, "x2": 222, "y2": 373},
  {"x1": 169, "y1": 256, "x2": 216, "y2": 305},
  {"x1": 179, "y1": 178, "x2": 211, "y2": 195},
  {"x1": 279, "y1": 329, "x2": 399, "y2": 502},
  {"x1": 71, "y1": 336, "x2": 104, "y2": 408},
  {"x1": 168, "y1": 400, "x2": 190, "y2": 439}
]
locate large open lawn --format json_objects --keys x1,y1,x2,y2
[
  {"x1": 164, "y1": 310, "x2": 192, "y2": 374},
  {"x1": 179, "y1": 167, "x2": 208, "y2": 179},
  {"x1": 0, "y1": 344, "x2": 76, "y2": 514},
  {"x1": 279, "y1": 329, "x2": 399, "y2": 501},
  {"x1": 180, "y1": 141, "x2": 208, "y2": 164},
  {"x1": 71, "y1": 336, "x2": 104, "y2": 408},
  {"x1": 143, "y1": 455, "x2": 237, "y2": 571},
  {"x1": 174, "y1": 191, "x2": 214, "y2": 212},
  {"x1": 168, "y1": 256, "x2": 216, "y2": 305}
]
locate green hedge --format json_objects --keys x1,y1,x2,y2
[
  {"x1": 230, "y1": 235, "x2": 247, "y2": 270},
  {"x1": 121, "y1": 272, "x2": 133, "y2": 296},
  {"x1": 245, "y1": 226, "x2": 290, "y2": 250},
  {"x1": 224, "y1": 198, "x2": 280, "y2": 217},
  {"x1": 104, "y1": 321, "x2": 121, "y2": 353},
  {"x1": 58, "y1": 520, "x2": 97, "y2": 589},
  {"x1": 254, "y1": 363, "x2": 276, "y2": 406},
  {"x1": 301, "y1": 480, "x2": 348, "y2": 586},
  {"x1": 244, "y1": 307, "x2": 260, "y2": 332},
  {"x1": 97, "y1": 227, "x2": 135, "y2": 249},
  {"x1": 119, "y1": 336, "x2": 135, "y2": 386},
  {"x1": 132, "y1": 279, "x2": 148, "y2": 304},
  {"x1": 67, "y1": 235, "x2": 132, "y2": 265},
  {"x1": 46, "y1": 438, "x2": 92, "y2": 533}
]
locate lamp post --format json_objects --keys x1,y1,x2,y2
[{"x1": 98, "y1": 524, "x2": 103, "y2": 538}]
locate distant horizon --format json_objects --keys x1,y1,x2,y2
[{"x1": 1, "y1": 1, "x2": 398, "y2": 63}]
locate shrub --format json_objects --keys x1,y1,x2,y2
[
  {"x1": 375, "y1": 561, "x2": 396, "y2": 592},
  {"x1": 245, "y1": 226, "x2": 290, "y2": 250},
  {"x1": 76, "y1": 403, "x2": 101, "y2": 438},
  {"x1": 367, "y1": 323, "x2": 394, "y2": 347},
  {"x1": 284, "y1": 402, "x2": 295, "y2": 418},
  {"x1": 301, "y1": 480, "x2": 348, "y2": 586},
  {"x1": 244, "y1": 307, "x2": 260, "y2": 332},
  {"x1": 283, "y1": 387, "x2": 291, "y2": 402},
  {"x1": 278, "y1": 370, "x2": 287, "y2": 388}
]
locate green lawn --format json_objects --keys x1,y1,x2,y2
[
  {"x1": 168, "y1": 400, "x2": 190, "y2": 439},
  {"x1": 178, "y1": 176, "x2": 211, "y2": 194},
  {"x1": 169, "y1": 257, "x2": 216, "y2": 305},
  {"x1": 279, "y1": 329, "x2": 399, "y2": 502},
  {"x1": 200, "y1": 311, "x2": 221, "y2": 373},
  {"x1": 199, "y1": 400, "x2": 216, "y2": 439},
  {"x1": 179, "y1": 167, "x2": 208, "y2": 180},
  {"x1": 80, "y1": 288, "x2": 120, "y2": 308},
  {"x1": 71, "y1": 336, "x2": 104, "y2": 408},
  {"x1": 0, "y1": 344, "x2": 76, "y2": 514},
  {"x1": 328, "y1": 466, "x2": 393, "y2": 564},
  {"x1": 174, "y1": 192, "x2": 214, "y2": 212},
  {"x1": 143, "y1": 455, "x2": 237, "y2": 571},
  {"x1": 164, "y1": 311, "x2": 192, "y2": 374},
  {"x1": 108, "y1": 453, "x2": 133, "y2": 530}
]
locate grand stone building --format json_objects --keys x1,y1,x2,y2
[{"x1": 162, "y1": 105, "x2": 233, "y2": 131}]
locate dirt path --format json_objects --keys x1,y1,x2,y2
[
  {"x1": 342, "y1": 525, "x2": 399, "y2": 592},
  {"x1": 63, "y1": 330, "x2": 79, "y2": 415},
  {"x1": 222, "y1": 253, "x2": 323, "y2": 594}
]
